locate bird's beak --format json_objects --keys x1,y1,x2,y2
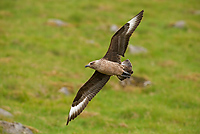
[{"x1": 85, "y1": 65, "x2": 90, "y2": 68}]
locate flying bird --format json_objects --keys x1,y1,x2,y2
[{"x1": 66, "y1": 10, "x2": 144, "y2": 125}]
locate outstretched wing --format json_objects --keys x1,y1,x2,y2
[
  {"x1": 103, "y1": 10, "x2": 144, "y2": 63},
  {"x1": 66, "y1": 71, "x2": 110, "y2": 125}
]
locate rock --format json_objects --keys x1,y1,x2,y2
[
  {"x1": 129, "y1": 45, "x2": 147, "y2": 54},
  {"x1": 86, "y1": 40, "x2": 95, "y2": 44},
  {"x1": 110, "y1": 24, "x2": 118, "y2": 32},
  {"x1": 143, "y1": 80, "x2": 152, "y2": 87},
  {"x1": 120, "y1": 76, "x2": 151, "y2": 87},
  {"x1": 192, "y1": 10, "x2": 200, "y2": 15},
  {"x1": 46, "y1": 19, "x2": 67, "y2": 27},
  {"x1": 0, "y1": 121, "x2": 33, "y2": 134},
  {"x1": 59, "y1": 87, "x2": 71, "y2": 96},
  {"x1": 172, "y1": 20, "x2": 186, "y2": 28},
  {"x1": 0, "y1": 108, "x2": 13, "y2": 117}
]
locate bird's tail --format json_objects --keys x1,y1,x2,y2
[{"x1": 117, "y1": 59, "x2": 133, "y2": 81}]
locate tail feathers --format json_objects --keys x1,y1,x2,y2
[
  {"x1": 117, "y1": 76, "x2": 125, "y2": 81},
  {"x1": 117, "y1": 59, "x2": 133, "y2": 81},
  {"x1": 117, "y1": 71, "x2": 131, "y2": 81},
  {"x1": 122, "y1": 71, "x2": 131, "y2": 76}
]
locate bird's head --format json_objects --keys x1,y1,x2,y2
[{"x1": 85, "y1": 60, "x2": 100, "y2": 69}]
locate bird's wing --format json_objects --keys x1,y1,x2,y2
[
  {"x1": 66, "y1": 71, "x2": 110, "y2": 125},
  {"x1": 103, "y1": 10, "x2": 144, "y2": 63}
]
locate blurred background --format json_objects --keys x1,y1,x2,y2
[{"x1": 0, "y1": 0, "x2": 199, "y2": 133}]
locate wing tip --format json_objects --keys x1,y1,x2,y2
[
  {"x1": 138, "y1": 10, "x2": 144, "y2": 16},
  {"x1": 126, "y1": 10, "x2": 144, "y2": 33},
  {"x1": 66, "y1": 116, "x2": 71, "y2": 125},
  {"x1": 129, "y1": 10, "x2": 144, "y2": 22},
  {"x1": 66, "y1": 97, "x2": 90, "y2": 126},
  {"x1": 137, "y1": 10, "x2": 144, "y2": 20}
]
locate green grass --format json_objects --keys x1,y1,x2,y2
[{"x1": 0, "y1": 0, "x2": 200, "y2": 133}]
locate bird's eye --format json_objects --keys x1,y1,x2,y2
[{"x1": 90, "y1": 62, "x2": 93, "y2": 65}]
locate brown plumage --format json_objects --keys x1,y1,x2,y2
[{"x1": 66, "y1": 10, "x2": 144, "y2": 125}]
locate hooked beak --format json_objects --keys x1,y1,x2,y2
[{"x1": 85, "y1": 64, "x2": 90, "y2": 68}]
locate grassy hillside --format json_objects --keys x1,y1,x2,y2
[{"x1": 0, "y1": 0, "x2": 200, "y2": 133}]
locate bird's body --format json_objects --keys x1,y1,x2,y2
[
  {"x1": 87, "y1": 59, "x2": 124, "y2": 76},
  {"x1": 66, "y1": 10, "x2": 144, "y2": 125}
]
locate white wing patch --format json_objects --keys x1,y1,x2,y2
[
  {"x1": 68, "y1": 97, "x2": 88, "y2": 118},
  {"x1": 126, "y1": 15, "x2": 139, "y2": 34}
]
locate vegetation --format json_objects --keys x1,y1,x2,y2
[{"x1": 0, "y1": 0, "x2": 199, "y2": 133}]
